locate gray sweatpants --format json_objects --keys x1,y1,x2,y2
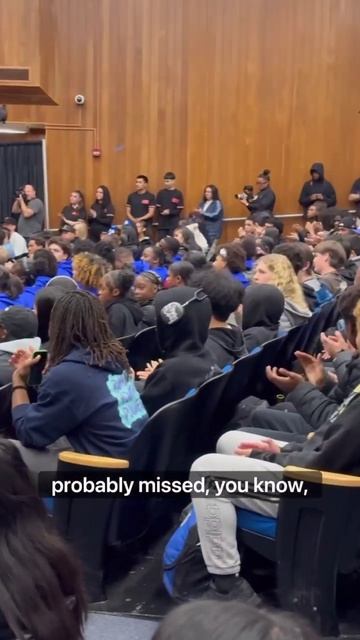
[{"x1": 190, "y1": 430, "x2": 287, "y2": 576}]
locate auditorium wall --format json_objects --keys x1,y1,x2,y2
[{"x1": 1, "y1": 0, "x2": 360, "y2": 234}]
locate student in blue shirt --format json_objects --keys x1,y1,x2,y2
[
  {"x1": 48, "y1": 238, "x2": 73, "y2": 277},
  {"x1": 137, "y1": 246, "x2": 168, "y2": 282},
  {"x1": 214, "y1": 243, "x2": 250, "y2": 288},
  {"x1": 15, "y1": 249, "x2": 58, "y2": 308},
  {"x1": 0, "y1": 266, "x2": 24, "y2": 310}
]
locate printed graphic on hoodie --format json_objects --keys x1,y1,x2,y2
[{"x1": 106, "y1": 373, "x2": 148, "y2": 428}]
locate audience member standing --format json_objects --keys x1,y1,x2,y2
[
  {"x1": 348, "y1": 176, "x2": 360, "y2": 217},
  {"x1": 246, "y1": 169, "x2": 276, "y2": 216},
  {"x1": 11, "y1": 184, "x2": 45, "y2": 240},
  {"x1": 60, "y1": 190, "x2": 87, "y2": 227},
  {"x1": 126, "y1": 175, "x2": 156, "y2": 234},
  {"x1": 156, "y1": 172, "x2": 184, "y2": 239},
  {"x1": 197, "y1": 184, "x2": 224, "y2": 250},
  {"x1": 88, "y1": 185, "x2": 115, "y2": 242},
  {"x1": 299, "y1": 163, "x2": 337, "y2": 212}
]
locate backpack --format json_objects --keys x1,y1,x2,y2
[{"x1": 163, "y1": 505, "x2": 209, "y2": 601}]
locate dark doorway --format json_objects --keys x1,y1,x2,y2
[{"x1": 0, "y1": 141, "x2": 45, "y2": 221}]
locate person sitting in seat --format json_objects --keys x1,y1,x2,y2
[
  {"x1": 0, "y1": 306, "x2": 38, "y2": 386},
  {"x1": 0, "y1": 440, "x2": 87, "y2": 640},
  {"x1": 0, "y1": 266, "x2": 24, "y2": 310},
  {"x1": 167, "y1": 261, "x2": 195, "y2": 288},
  {"x1": 140, "y1": 287, "x2": 218, "y2": 416},
  {"x1": 48, "y1": 238, "x2": 73, "y2": 277},
  {"x1": 273, "y1": 242, "x2": 333, "y2": 310},
  {"x1": 253, "y1": 254, "x2": 312, "y2": 331},
  {"x1": 242, "y1": 284, "x2": 285, "y2": 352},
  {"x1": 313, "y1": 240, "x2": 348, "y2": 295},
  {"x1": 189, "y1": 294, "x2": 360, "y2": 603},
  {"x1": 73, "y1": 251, "x2": 110, "y2": 296},
  {"x1": 133, "y1": 271, "x2": 162, "y2": 328},
  {"x1": 191, "y1": 269, "x2": 246, "y2": 367},
  {"x1": 14, "y1": 249, "x2": 58, "y2": 308},
  {"x1": 99, "y1": 269, "x2": 143, "y2": 338},
  {"x1": 214, "y1": 244, "x2": 250, "y2": 288},
  {"x1": 10, "y1": 291, "x2": 148, "y2": 473}
]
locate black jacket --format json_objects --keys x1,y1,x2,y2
[
  {"x1": 206, "y1": 326, "x2": 246, "y2": 367},
  {"x1": 242, "y1": 284, "x2": 285, "y2": 352},
  {"x1": 299, "y1": 163, "x2": 337, "y2": 210},
  {"x1": 251, "y1": 354, "x2": 360, "y2": 473},
  {"x1": 141, "y1": 287, "x2": 219, "y2": 416},
  {"x1": 248, "y1": 187, "x2": 276, "y2": 214},
  {"x1": 105, "y1": 297, "x2": 143, "y2": 338}
]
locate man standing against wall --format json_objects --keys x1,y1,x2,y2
[
  {"x1": 126, "y1": 175, "x2": 156, "y2": 234},
  {"x1": 11, "y1": 184, "x2": 45, "y2": 240},
  {"x1": 156, "y1": 172, "x2": 184, "y2": 239}
]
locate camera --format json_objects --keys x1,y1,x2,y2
[
  {"x1": 15, "y1": 186, "x2": 28, "y2": 202},
  {"x1": 235, "y1": 185, "x2": 254, "y2": 201},
  {"x1": 74, "y1": 94, "x2": 85, "y2": 105}
]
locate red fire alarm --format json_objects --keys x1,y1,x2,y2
[{"x1": 92, "y1": 147, "x2": 101, "y2": 158}]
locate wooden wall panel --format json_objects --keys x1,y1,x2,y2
[{"x1": 1, "y1": 0, "x2": 360, "y2": 228}]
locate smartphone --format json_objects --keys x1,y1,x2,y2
[{"x1": 27, "y1": 350, "x2": 48, "y2": 387}]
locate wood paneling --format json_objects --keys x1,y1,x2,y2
[{"x1": 1, "y1": 0, "x2": 360, "y2": 228}]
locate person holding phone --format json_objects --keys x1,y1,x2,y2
[
  {"x1": 10, "y1": 291, "x2": 148, "y2": 474},
  {"x1": 298, "y1": 163, "x2": 337, "y2": 212}
]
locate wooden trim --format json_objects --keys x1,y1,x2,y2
[
  {"x1": 284, "y1": 466, "x2": 360, "y2": 487},
  {"x1": 58, "y1": 451, "x2": 129, "y2": 469}
]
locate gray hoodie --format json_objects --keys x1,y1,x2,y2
[{"x1": 280, "y1": 300, "x2": 312, "y2": 332}]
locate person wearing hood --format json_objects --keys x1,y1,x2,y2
[
  {"x1": 242, "y1": 284, "x2": 285, "y2": 352},
  {"x1": 10, "y1": 291, "x2": 148, "y2": 473},
  {"x1": 191, "y1": 269, "x2": 246, "y2": 367},
  {"x1": 0, "y1": 306, "x2": 39, "y2": 387},
  {"x1": 48, "y1": 238, "x2": 73, "y2": 277},
  {"x1": 140, "y1": 286, "x2": 218, "y2": 416},
  {"x1": 299, "y1": 163, "x2": 337, "y2": 212},
  {"x1": 99, "y1": 269, "x2": 143, "y2": 338},
  {"x1": 253, "y1": 254, "x2": 312, "y2": 331}
]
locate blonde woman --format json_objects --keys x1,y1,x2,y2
[
  {"x1": 74, "y1": 220, "x2": 88, "y2": 240},
  {"x1": 253, "y1": 253, "x2": 312, "y2": 331},
  {"x1": 73, "y1": 252, "x2": 110, "y2": 296}
]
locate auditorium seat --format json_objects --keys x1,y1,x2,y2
[
  {"x1": 239, "y1": 466, "x2": 360, "y2": 637},
  {"x1": 127, "y1": 326, "x2": 161, "y2": 371}
]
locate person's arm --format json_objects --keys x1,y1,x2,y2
[
  {"x1": 141, "y1": 365, "x2": 175, "y2": 416},
  {"x1": 348, "y1": 179, "x2": 360, "y2": 203},
  {"x1": 141, "y1": 194, "x2": 156, "y2": 221},
  {"x1": 12, "y1": 199, "x2": 21, "y2": 214},
  {"x1": 323, "y1": 183, "x2": 337, "y2": 207},
  {"x1": 286, "y1": 382, "x2": 339, "y2": 429},
  {"x1": 95, "y1": 206, "x2": 115, "y2": 227},
  {"x1": 202, "y1": 200, "x2": 222, "y2": 219},
  {"x1": 249, "y1": 190, "x2": 275, "y2": 213},
  {"x1": 126, "y1": 197, "x2": 136, "y2": 223},
  {"x1": 299, "y1": 183, "x2": 312, "y2": 209},
  {"x1": 12, "y1": 367, "x2": 79, "y2": 448},
  {"x1": 19, "y1": 196, "x2": 40, "y2": 219}
]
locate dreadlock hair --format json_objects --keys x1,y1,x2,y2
[
  {"x1": 49, "y1": 291, "x2": 130, "y2": 371},
  {"x1": 72, "y1": 252, "x2": 110, "y2": 289}
]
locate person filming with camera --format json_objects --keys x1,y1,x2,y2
[
  {"x1": 235, "y1": 169, "x2": 276, "y2": 217},
  {"x1": 11, "y1": 184, "x2": 45, "y2": 241}
]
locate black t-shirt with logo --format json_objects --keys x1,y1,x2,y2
[
  {"x1": 156, "y1": 188, "x2": 184, "y2": 230},
  {"x1": 126, "y1": 190, "x2": 156, "y2": 219},
  {"x1": 61, "y1": 205, "x2": 87, "y2": 222}
]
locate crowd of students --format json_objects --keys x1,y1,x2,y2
[{"x1": 2, "y1": 184, "x2": 360, "y2": 638}]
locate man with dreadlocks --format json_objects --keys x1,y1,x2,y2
[{"x1": 10, "y1": 291, "x2": 148, "y2": 473}]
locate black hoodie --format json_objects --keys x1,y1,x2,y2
[
  {"x1": 299, "y1": 162, "x2": 337, "y2": 211},
  {"x1": 242, "y1": 285, "x2": 285, "y2": 352},
  {"x1": 207, "y1": 326, "x2": 246, "y2": 367},
  {"x1": 105, "y1": 296, "x2": 143, "y2": 338},
  {"x1": 141, "y1": 287, "x2": 219, "y2": 416}
]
